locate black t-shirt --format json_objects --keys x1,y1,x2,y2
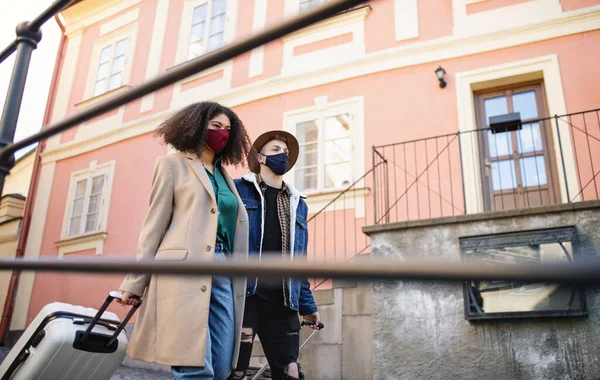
[{"x1": 255, "y1": 186, "x2": 284, "y2": 303}]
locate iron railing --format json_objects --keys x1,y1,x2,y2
[
  {"x1": 0, "y1": 0, "x2": 596, "y2": 342},
  {"x1": 306, "y1": 165, "x2": 382, "y2": 289},
  {"x1": 0, "y1": 0, "x2": 369, "y2": 193},
  {"x1": 373, "y1": 108, "x2": 600, "y2": 225}
]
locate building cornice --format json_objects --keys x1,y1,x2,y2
[{"x1": 41, "y1": 5, "x2": 600, "y2": 164}]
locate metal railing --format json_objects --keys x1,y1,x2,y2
[
  {"x1": 0, "y1": 0, "x2": 597, "y2": 348},
  {"x1": 306, "y1": 166, "x2": 382, "y2": 289},
  {"x1": 0, "y1": 0, "x2": 73, "y2": 194},
  {"x1": 0, "y1": 0, "x2": 369, "y2": 194},
  {"x1": 373, "y1": 108, "x2": 600, "y2": 225}
]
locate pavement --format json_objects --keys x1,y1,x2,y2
[{"x1": 0, "y1": 347, "x2": 172, "y2": 379}]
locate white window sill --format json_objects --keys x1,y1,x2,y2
[
  {"x1": 74, "y1": 85, "x2": 131, "y2": 110},
  {"x1": 55, "y1": 231, "x2": 108, "y2": 257}
]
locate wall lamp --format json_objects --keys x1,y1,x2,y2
[{"x1": 435, "y1": 66, "x2": 447, "y2": 88}]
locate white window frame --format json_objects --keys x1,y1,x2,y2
[
  {"x1": 57, "y1": 161, "x2": 115, "y2": 256},
  {"x1": 455, "y1": 55, "x2": 577, "y2": 215},
  {"x1": 284, "y1": 96, "x2": 365, "y2": 195},
  {"x1": 83, "y1": 23, "x2": 138, "y2": 102},
  {"x1": 92, "y1": 38, "x2": 129, "y2": 97},
  {"x1": 176, "y1": 0, "x2": 238, "y2": 65},
  {"x1": 299, "y1": 0, "x2": 324, "y2": 13},
  {"x1": 186, "y1": 0, "x2": 228, "y2": 60},
  {"x1": 285, "y1": 0, "x2": 329, "y2": 18},
  {"x1": 67, "y1": 175, "x2": 105, "y2": 237}
]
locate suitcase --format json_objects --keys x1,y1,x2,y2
[{"x1": 0, "y1": 291, "x2": 140, "y2": 380}]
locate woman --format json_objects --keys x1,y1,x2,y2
[{"x1": 118, "y1": 101, "x2": 251, "y2": 380}]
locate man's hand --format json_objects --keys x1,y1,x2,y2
[
  {"x1": 117, "y1": 290, "x2": 141, "y2": 306},
  {"x1": 302, "y1": 311, "x2": 321, "y2": 330}
]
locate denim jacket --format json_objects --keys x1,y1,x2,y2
[{"x1": 234, "y1": 173, "x2": 318, "y2": 315}]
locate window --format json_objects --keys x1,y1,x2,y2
[
  {"x1": 295, "y1": 113, "x2": 353, "y2": 192},
  {"x1": 93, "y1": 38, "x2": 129, "y2": 97},
  {"x1": 286, "y1": 97, "x2": 364, "y2": 194},
  {"x1": 460, "y1": 227, "x2": 587, "y2": 320},
  {"x1": 62, "y1": 161, "x2": 115, "y2": 239},
  {"x1": 298, "y1": 0, "x2": 363, "y2": 14},
  {"x1": 188, "y1": 0, "x2": 227, "y2": 60},
  {"x1": 300, "y1": 0, "x2": 321, "y2": 13},
  {"x1": 68, "y1": 175, "x2": 106, "y2": 236}
]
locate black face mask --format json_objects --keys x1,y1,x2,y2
[{"x1": 262, "y1": 152, "x2": 289, "y2": 175}]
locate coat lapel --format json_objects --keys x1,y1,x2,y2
[
  {"x1": 222, "y1": 168, "x2": 249, "y2": 236},
  {"x1": 186, "y1": 151, "x2": 216, "y2": 205}
]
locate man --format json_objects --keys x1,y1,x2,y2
[{"x1": 231, "y1": 131, "x2": 320, "y2": 380}]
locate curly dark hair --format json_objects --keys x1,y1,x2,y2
[{"x1": 155, "y1": 101, "x2": 251, "y2": 167}]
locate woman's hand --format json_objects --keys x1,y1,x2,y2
[{"x1": 117, "y1": 290, "x2": 141, "y2": 306}]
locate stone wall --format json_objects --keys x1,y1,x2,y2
[{"x1": 364, "y1": 201, "x2": 600, "y2": 380}]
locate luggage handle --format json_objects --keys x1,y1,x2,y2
[
  {"x1": 251, "y1": 320, "x2": 324, "y2": 379},
  {"x1": 73, "y1": 317, "x2": 119, "y2": 331},
  {"x1": 80, "y1": 291, "x2": 141, "y2": 347},
  {"x1": 301, "y1": 319, "x2": 324, "y2": 330}
]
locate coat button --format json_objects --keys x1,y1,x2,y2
[
  {"x1": 206, "y1": 245, "x2": 212, "y2": 251},
  {"x1": 201, "y1": 285, "x2": 207, "y2": 292},
  {"x1": 211, "y1": 208, "x2": 216, "y2": 214}
]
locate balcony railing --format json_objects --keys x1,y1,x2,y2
[
  {"x1": 373, "y1": 108, "x2": 600, "y2": 225},
  {"x1": 306, "y1": 167, "x2": 379, "y2": 289}
]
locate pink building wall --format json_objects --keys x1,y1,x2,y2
[{"x1": 18, "y1": 0, "x2": 600, "y2": 323}]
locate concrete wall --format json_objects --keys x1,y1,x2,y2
[{"x1": 364, "y1": 201, "x2": 600, "y2": 380}]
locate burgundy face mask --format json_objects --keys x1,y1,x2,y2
[{"x1": 206, "y1": 129, "x2": 230, "y2": 154}]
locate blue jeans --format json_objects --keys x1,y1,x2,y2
[{"x1": 172, "y1": 244, "x2": 235, "y2": 380}]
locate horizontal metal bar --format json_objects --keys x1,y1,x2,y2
[
  {"x1": 308, "y1": 164, "x2": 379, "y2": 220},
  {"x1": 0, "y1": 0, "x2": 72, "y2": 66},
  {"x1": 374, "y1": 131, "x2": 460, "y2": 149},
  {"x1": 29, "y1": 0, "x2": 74, "y2": 31},
  {"x1": 373, "y1": 108, "x2": 600, "y2": 150},
  {"x1": 0, "y1": 41, "x2": 16, "y2": 65},
  {"x1": 0, "y1": 0, "x2": 367, "y2": 161},
  {"x1": 0, "y1": 257, "x2": 600, "y2": 284}
]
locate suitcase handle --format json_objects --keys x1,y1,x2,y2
[
  {"x1": 80, "y1": 291, "x2": 141, "y2": 347},
  {"x1": 301, "y1": 320, "x2": 324, "y2": 330}
]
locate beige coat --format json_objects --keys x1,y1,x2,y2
[{"x1": 119, "y1": 151, "x2": 248, "y2": 368}]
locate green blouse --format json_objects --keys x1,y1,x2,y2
[{"x1": 205, "y1": 158, "x2": 238, "y2": 254}]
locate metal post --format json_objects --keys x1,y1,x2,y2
[
  {"x1": 554, "y1": 115, "x2": 571, "y2": 202},
  {"x1": 384, "y1": 157, "x2": 390, "y2": 224},
  {"x1": 372, "y1": 146, "x2": 378, "y2": 224},
  {"x1": 457, "y1": 131, "x2": 468, "y2": 215},
  {"x1": 0, "y1": 22, "x2": 42, "y2": 197}
]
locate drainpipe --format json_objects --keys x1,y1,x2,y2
[{"x1": 0, "y1": 14, "x2": 66, "y2": 344}]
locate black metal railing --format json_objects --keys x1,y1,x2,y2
[
  {"x1": 0, "y1": 0, "x2": 370, "y2": 340},
  {"x1": 306, "y1": 166, "x2": 383, "y2": 289},
  {"x1": 373, "y1": 108, "x2": 600, "y2": 224},
  {"x1": 0, "y1": 0, "x2": 598, "y2": 350},
  {"x1": 0, "y1": 0, "x2": 73, "y2": 194},
  {"x1": 0, "y1": 0, "x2": 368, "y2": 196}
]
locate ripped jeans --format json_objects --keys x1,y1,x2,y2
[{"x1": 233, "y1": 295, "x2": 302, "y2": 380}]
